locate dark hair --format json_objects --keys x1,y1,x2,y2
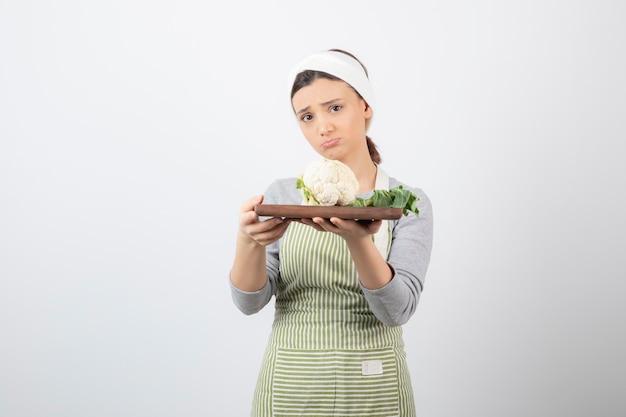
[{"x1": 290, "y1": 49, "x2": 382, "y2": 165}]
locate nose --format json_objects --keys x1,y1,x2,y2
[{"x1": 318, "y1": 117, "x2": 333, "y2": 137}]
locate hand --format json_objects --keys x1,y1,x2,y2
[
  {"x1": 238, "y1": 195, "x2": 291, "y2": 247},
  {"x1": 300, "y1": 217, "x2": 382, "y2": 241}
]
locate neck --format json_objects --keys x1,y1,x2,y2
[{"x1": 348, "y1": 160, "x2": 378, "y2": 193}]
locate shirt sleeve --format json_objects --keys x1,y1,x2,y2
[{"x1": 359, "y1": 186, "x2": 434, "y2": 326}]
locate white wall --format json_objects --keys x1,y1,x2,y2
[{"x1": 1, "y1": 1, "x2": 624, "y2": 416}]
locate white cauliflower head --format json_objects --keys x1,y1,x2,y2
[{"x1": 297, "y1": 159, "x2": 360, "y2": 206}]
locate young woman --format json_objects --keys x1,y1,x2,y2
[{"x1": 229, "y1": 49, "x2": 434, "y2": 417}]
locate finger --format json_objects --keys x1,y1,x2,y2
[
  {"x1": 315, "y1": 217, "x2": 340, "y2": 232},
  {"x1": 241, "y1": 195, "x2": 264, "y2": 212},
  {"x1": 328, "y1": 217, "x2": 345, "y2": 227},
  {"x1": 240, "y1": 213, "x2": 256, "y2": 227},
  {"x1": 312, "y1": 216, "x2": 331, "y2": 226},
  {"x1": 367, "y1": 219, "x2": 383, "y2": 233},
  {"x1": 251, "y1": 218, "x2": 291, "y2": 245},
  {"x1": 246, "y1": 216, "x2": 283, "y2": 232},
  {"x1": 301, "y1": 218, "x2": 325, "y2": 232}
]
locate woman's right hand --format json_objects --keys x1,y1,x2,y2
[{"x1": 238, "y1": 195, "x2": 291, "y2": 247}]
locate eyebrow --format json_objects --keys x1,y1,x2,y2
[{"x1": 296, "y1": 98, "x2": 342, "y2": 115}]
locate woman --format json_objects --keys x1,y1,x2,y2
[{"x1": 229, "y1": 49, "x2": 433, "y2": 417}]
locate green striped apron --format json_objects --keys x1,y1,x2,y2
[{"x1": 251, "y1": 216, "x2": 416, "y2": 417}]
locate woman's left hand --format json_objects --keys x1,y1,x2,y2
[{"x1": 299, "y1": 217, "x2": 382, "y2": 240}]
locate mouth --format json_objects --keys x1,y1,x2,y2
[{"x1": 322, "y1": 138, "x2": 340, "y2": 148}]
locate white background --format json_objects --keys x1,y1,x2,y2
[{"x1": 1, "y1": 1, "x2": 625, "y2": 416}]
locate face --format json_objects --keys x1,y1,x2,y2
[{"x1": 291, "y1": 78, "x2": 373, "y2": 162}]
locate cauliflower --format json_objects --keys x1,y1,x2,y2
[
  {"x1": 295, "y1": 158, "x2": 421, "y2": 217},
  {"x1": 296, "y1": 159, "x2": 359, "y2": 206}
]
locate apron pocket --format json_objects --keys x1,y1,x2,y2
[{"x1": 272, "y1": 347, "x2": 400, "y2": 417}]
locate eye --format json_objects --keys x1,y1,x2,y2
[
  {"x1": 330, "y1": 105, "x2": 342, "y2": 112},
  {"x1": 300, "y1": 114, "x2": 313, "y2": 122}
]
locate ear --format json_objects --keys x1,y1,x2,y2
[{"x1": 364, "y1": 102, "x2": 373, "y2": 119}]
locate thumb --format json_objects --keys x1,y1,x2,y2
[{"x1": 241, "y1": 195, "x2": 264, "y2": 212}]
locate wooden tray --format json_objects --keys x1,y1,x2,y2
[{"x1": 254, "y1": 204, "x2": 403, "y2": 220}]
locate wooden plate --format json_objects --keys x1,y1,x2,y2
[{"x1": 254, "y1": 204, "x2": 403, "y2": 220}]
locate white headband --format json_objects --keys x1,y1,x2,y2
[{"x1": 287, "y1": 50, "x2": 376, "y2": 112}]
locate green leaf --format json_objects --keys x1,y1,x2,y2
[
  {"x1": 296, "y1": 176, "x2": 320, "y2": 205},
  {"x1": 349, "y1": 185, "x2": 419, "y2": 217}
]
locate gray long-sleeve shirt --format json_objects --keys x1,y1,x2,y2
[{"x1": 230, "y1": 176, "x2": 433, "y2": 327}]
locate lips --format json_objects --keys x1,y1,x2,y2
[{"x1": 322, "y1": 138, "x2": 340, "y2": 148}]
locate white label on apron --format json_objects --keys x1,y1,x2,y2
[{"x1": 361, "y1": 359, "x2": 383, "y2": 376}]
